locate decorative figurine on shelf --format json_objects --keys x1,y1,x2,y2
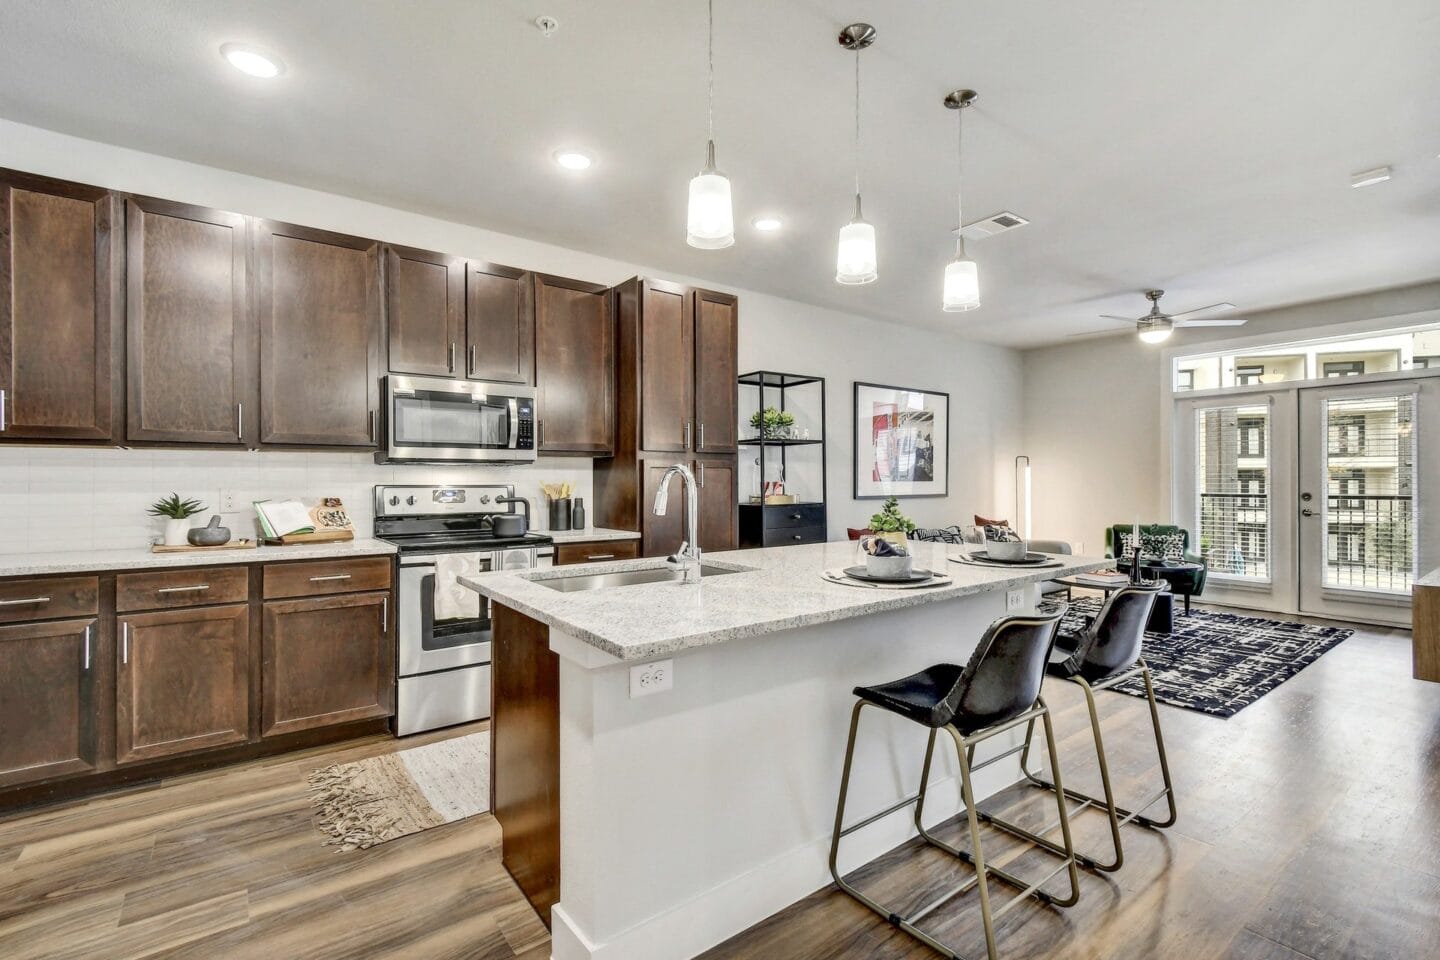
[{"x1": 749, "y1": 406, "x2": 796, "y2": 440}]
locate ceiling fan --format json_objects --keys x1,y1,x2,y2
[{"x1": 1075, "y1": 289, "x2": 1248, "y2": 344}]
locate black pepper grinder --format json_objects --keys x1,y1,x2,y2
[{"x1": 572, "y1": 497, "x2": 587, "y2": 530}]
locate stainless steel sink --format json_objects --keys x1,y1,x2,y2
[{"x1": 533, "y1": 564, "x2": 743, "y2": 592}]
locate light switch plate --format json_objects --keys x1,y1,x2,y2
[{"x1": 630, "y1": 659, "x2": 673, "y2": 698}]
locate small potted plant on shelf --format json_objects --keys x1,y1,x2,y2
[
  {"x1": 749, "y1": 406, "x2": 796, "y2": 440},
  {"x1": 868, "y1": 496, "x2": 917, "y2": 548},
  {"x1": 149, "y1": 492, "x2": 207, "y2": 546}
]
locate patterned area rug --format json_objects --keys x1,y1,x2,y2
[
  {"x1": 1060, "y1": 598, "x2": 1352, "y2": 718},
  {"x1": 307, "y1": 732, "x2": 490, "y2": 850}
]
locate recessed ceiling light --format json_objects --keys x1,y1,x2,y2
[
  {"x1": 553, "y1": 150, "x2": 593, "y2": 171},
  {"x1": 1350, "y1": 165, "x2": 1392, "y2": 188},
  {"x1": 221, "y1": 43, "x2": 284, "y2": 78},
  {"x1": 752, "y1": 216, "x2": 783, "y2": 232}
]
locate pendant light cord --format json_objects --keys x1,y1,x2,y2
[
  {"x1": 955, "y1": 103, "x2": 966, "y2": 257},
  {"x1": 853, "y1": 49, "x2": 862, "y2": 203},
  {"x1": 706, "y1": 0, "x2": 715, "y2": 144}
]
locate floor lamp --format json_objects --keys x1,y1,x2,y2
[{"x1": 1015, "y1": 455, "x2": 1032, "y2": 539}]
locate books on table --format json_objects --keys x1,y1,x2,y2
[
  {"x1": 253, "y1": 499, "x2": 315, "y2": 539},
  {"x1": 1071, "y1": 571, "x2": 1130, "y2": 587}
]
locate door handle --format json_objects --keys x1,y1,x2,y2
[
  {"x1": 1301, "y1": 508, "x2": 1315, "y2": 517},
  {"x1": 684, "y1": 420, "x2": 692, "y2": 450},
  {"x1": 369, "y1": 410, "x2": 376, "y2": 443},
  {"x1": 698, "y1": 461, "x2": 705, "y2": 487},
  {"x1": 381, "y1": 596, "x2": 388, "y2": 633},
  {"x1": 308, "y1": 574, "x2": 352, "y2": 582},
  {"x1": 0, "y1": 596, "x2": 51, "y2": 606},
  {"x1": 469, "y1": 344, "x2": 477, "y2": 375},
  {"x1": 157, "y1": 584, "x2": 210, "y2": 594}
]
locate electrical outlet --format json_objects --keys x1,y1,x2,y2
[
  {"x1": 1006, "y1": 588, "x2": 1025, "y2": 611},
  {"x1": 219, "y1": 490, "x2": 241, "y2": 512},
  {"x1": 629, "y1": 659, "x2": 673, "y2": 698}
]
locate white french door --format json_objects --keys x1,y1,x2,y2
[
  {"x1": 1175, "y1": 372, "x2": 1440, "y2": 623},
  {"x1": 1296, "y1": 377, "x2": 1440, "y2": 625}
]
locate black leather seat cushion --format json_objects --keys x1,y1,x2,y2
[{"x1": 853, "y1": 664, "x2": 966, "y2": 729}]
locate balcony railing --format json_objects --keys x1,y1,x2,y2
[
  {"x1": 1322, "y1": 493, "x2": 1414, "y2": 591},
  {"x1": 1198, "y1": 491, "x2": 1270, "y2": 577}
]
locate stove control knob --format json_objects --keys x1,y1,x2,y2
[
  {"x1": 388, "y1": 496, "x2": 399, "y2": 507},
  {"x1": 406, "y1": 495, "x2": 417, "y2": 506}
]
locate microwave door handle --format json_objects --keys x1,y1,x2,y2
[{"x1": 508, "y1": 398, "x2": 519, "y2": 449}]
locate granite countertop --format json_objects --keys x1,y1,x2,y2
[
  {"x1": 545, "y1": 527, "x2": 642, "y2": 544},
  {"x1": 0, "y1": 538, "x2": 397, "y2": 578},
  {"x1": 461, "y1": 540, "x2": 1109, "y2": 662}
]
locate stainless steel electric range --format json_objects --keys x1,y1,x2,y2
[{"x1": 373, "y1": 484, "x2": 553, "y2": 735}]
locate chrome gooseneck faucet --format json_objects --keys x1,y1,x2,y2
[{"x1": 652, "y1": 462, "x2": 702, "y2": 584}]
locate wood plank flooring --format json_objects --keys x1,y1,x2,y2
[{"x1": 1, "y1": 607, "x2": 1434, "y2": 960}]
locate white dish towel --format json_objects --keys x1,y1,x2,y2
[{"x1": 433, "y1": 554, "x2": 482, "y2": 622}]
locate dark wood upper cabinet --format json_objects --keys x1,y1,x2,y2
[
  {"x1": 467, "y1": 262, "x2": 534, "y2": 384},
  {"x1": 0, "y1": 170, "x2": 120, "y2": 442},
  {"x1": 261, "y1": 591, "x2": 392, "y2": 738},
  {"x1": 696, "y1": 456, "x2": 738, "y2": 552},
  {"x1": 384, "y1": 245, "x2": 464, "y2": 378},
  {"x1": 254, "y1": 220, "x2": 381, "y2": 446},
  {"x1": 126, "y1": 197, "x2": 253, "y2": 444},
  {"x1": 115, "y1": 604, "x2": 250, "y2": 765},
  {"x1": 533, "y1": 273, "x2": 614, "y2": 455},
  {"x1": 639, "y1": 280, "x2": 693, "y2": 453},
  {"x1": 0, "y1": 616, "x2": 100, "y2": 789},
  {"x1": 693, "y1": 288, "x2": 738, "y2": 454}
]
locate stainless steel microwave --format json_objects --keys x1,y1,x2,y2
[{"x1": 376, "y1": 375, "x2": 537, "y2": 464}]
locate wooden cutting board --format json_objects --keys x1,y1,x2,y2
[{"x1": 150, "y1": 539, "x2": 259, "y2": 554}]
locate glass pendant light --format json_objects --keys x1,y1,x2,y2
[
  {"x1": 686, "y1": 0, "x2": 734, "y2": 249},
  {"x1": 942, "y1": 89, "x2": 980, "y2": 312},
  {"x1": 836, "y1": 24, "x2": 877, "y2": 284}
]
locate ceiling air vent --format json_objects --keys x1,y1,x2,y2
[{"x1": 955, "y1": 211, "x2": 1030, "y2": 241}]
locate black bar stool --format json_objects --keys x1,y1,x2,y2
[
  {"x1": 827, "y1": 609, "x2": 1080, "y2": 960},
  {"x1": 986, "y1": 583, "x2": 1178, "y2": 872}
]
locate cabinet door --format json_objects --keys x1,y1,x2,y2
[
  {"x1": 255, "y1": 220, "x2": 381, "y2": 446},
  {"x1": 639, "y1": 280, "x2": 693, "y2": 453},
  {"x1": 641, "y1": 457, "x2": 686, "y2": 558},
  {"x1": 467, "y1": 262, "x2": 533, "y2": 384},
  {"x1": 0, "y1": 170, "x2": 118, "y2": 441},
  {"x1": 126, "y1": 197, "x2": 252, "y2": 444},
  {"x1": 116, "y1": 605, "x2": 249, "y2": 765},
  {"x1": 533, "y1": 273, "x2": 614, "y2": 455},
  {"x1": 696, "y1": 457, "x2": 738, "y2": 552},
  {"x1": 693, "y1": 289, "x2": 738, "y2": 454},
  {"x1": 0, "y1": 617, "x2": 99, "y2": 788},
  {"x1": 385, "y1": 245, "x2": 464, "y2": 378},
  {"x1": 262, "y1": 592, "x2": 392, "y2": 738}
]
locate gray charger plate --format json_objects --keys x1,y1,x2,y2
[
  {"x1": 842, "y1": 565, "x2": 940, "y2": 584},
  {"x1": 951, "y1": 554, "x2": 1063, "y2": 570},
  {"x1": 967, "y1": 551, "x2": 1053, "y2": 565}
]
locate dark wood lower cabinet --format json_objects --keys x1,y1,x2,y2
[
  {"x1": 0, "y1": 617, "x2": 99, "y2": 789},
  {"x1": 115, "y1": 604, "x2": 250, "y2": 765},
  {"x1": 491, "y1": 603, "x2": 560, "y2": 929},
  {"x1": 262, "y1": 592, "x2": 392, "y2": 737},
  {"x1": 553, "y1": 539, "x2": 642, "y2": 566}
]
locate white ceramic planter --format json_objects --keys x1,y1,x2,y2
[{"x1": 163, "y1": 518, "x2": 191, "y2": 546}]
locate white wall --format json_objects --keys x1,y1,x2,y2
[
  {"x1": 0, "y1": 119, "x2": 1021, "y2": 552},
  {"x1": 1021, "y1": 281, "x2": 1440, "y2": 554}
]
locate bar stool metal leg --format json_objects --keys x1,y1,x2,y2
[{"x1": 830, "y1": 698, "x2": 1080, "y2": 960}]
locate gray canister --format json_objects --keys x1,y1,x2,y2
[
  {"x1": 548, "y1": 498, "x2": 572, "y2": 531},
  {"x1": 572, "y1": 497, "x2": 586, "y2": 530}
]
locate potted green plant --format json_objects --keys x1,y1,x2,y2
[
  {"x1": 149, "y1": 492, "x2": 207, "y2": 546},
  {"x1": 868, "y1": 496, "x2": 917, "y2": 548},
  {"x1": 749, "y1": 406, "x2": 796, "y2": 440}
]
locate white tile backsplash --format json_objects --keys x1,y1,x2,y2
[{"x1": 0, "y1": 447, "x2": 597, "y2": 555}]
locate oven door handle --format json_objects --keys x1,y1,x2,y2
[{"x1": 507, "y1": 397, "x2": 519, "y2": 449}]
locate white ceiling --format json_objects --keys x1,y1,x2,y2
[{"x1": 0, "y1": 0, "x2": 1436, "y2": 348}]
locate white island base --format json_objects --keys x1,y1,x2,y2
[{"x1": 546, "y1": 585, "x2": 1039, "y2": 960}]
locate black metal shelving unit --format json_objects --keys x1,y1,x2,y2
[{"x1": 737, "y1": 370, "x2": 827, "y2": 548}]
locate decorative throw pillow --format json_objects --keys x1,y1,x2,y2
[
  {"x1": 974, "y1": 514, "x2": 1009, "y2": 529},
  {"x1": 1120, "y1": 531, "x2": 1185, "y2": 560},
  {"x1": 985, "y1": 524, "x2": 1021, "y2": 543}
]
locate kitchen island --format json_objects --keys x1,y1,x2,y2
[{"x1": 462, "y1": 540, "x2": 1109, "y2": 960}]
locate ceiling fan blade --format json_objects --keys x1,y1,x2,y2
[
  {"x1": 1067, "y1": 327, "x2": 1129, "y2": 339},
  {"x1": 1098, "y1": 315, "x2": 1139, "y2": 323},
  {"x1": 1169, "y1": 301, "x2": 1236, "y2": 320},
  {"x1": 1174, "y1": 317, "x2": 1248, "y2": 327}
]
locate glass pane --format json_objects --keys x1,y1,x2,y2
[
  {"x1": 394, "y1": 395, "x2": 507, "y2": 448},
  {"x1": 1196, "y1": 404, "x2": 1270, "y2": 580},
  {"x1": 1322, "y1": 394, "x2": 1415, "y2": 592}
]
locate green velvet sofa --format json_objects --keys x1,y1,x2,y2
[{"x1": 1104, "y1": 522, "x2": 1208, "y2": 610}]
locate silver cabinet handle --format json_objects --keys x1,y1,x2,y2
[
  {"x1": 381, "y1": 596, "x2": 388, "y2": 632},
  {"x1": 538, "y1": 419, "x2": 545, "y2": 448},
  {"x1": 698, "y1": 422, "x2": 705, "y2": 450},
  {"x1": 236, "y1": 402, "x2": 243, "y2": 440},
  {"x1": 0, "y1": 388, "x2": 7, "y2": 431},
  {"x1": 309, "y1": 574, "x2": 352, "y2": 582},
  {"x1": 586, "y1": 554, "x2": 616, "y2": 561},
  {"x1": 83, "y1": 624, "x2": 91, "y2": 671},
  {"x1": 368, "y1": 410, "x2": 376, "y2": 443},
  {"x1": 449, "y1": 342, "x2": 456, "y2": 373},
  {"x1": 698, "y1": 461, "x2": 705, "y2": 488},
  {"x1": 157, "y1": 584, "x2": 209, "y2": 594},
  {"x1": 0, "y1": 596, "x2": 51, "y2": 606},
  {"x1": 121, "y1": 621, "x2": 129, "y2": 664},
  {"x1": 683, "y1": 420, "x2": 692, "y2": 449},
  {"x1": 469, "y1": 344, "x2": 477, "y2": 375}
]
